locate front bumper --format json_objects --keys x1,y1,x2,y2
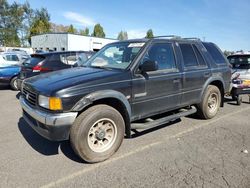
[{"x1": 19, "y1": 96, "x2": 78, "y2": 141}]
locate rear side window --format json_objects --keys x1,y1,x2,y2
[
  {"x1": 192, "y1": 45, "x2": 207, "y2": 66},
  {"x1": 203, "y1": 43, "x2": 226, "y2": 64},
  {"x1": 180, "y1": 43, "x2": 198, "y2": 67},
  {"x1": 5, "y1": 55, "x2": 19, "y2": 61}
]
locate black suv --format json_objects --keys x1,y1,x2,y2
[
  {"x1": 16, "y1": 51, "x2": 94, "y2": 89},
  {"x1": 19, "y1": 36, "x2": 231, "y2": 163}
]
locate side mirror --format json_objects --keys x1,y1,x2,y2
[{"x1": 140, "y1": 60, "x2": 158, "y2": 72}]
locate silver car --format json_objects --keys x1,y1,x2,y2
[
  {"x1": 228, "y1": 53, "x2": 250, "y2": 104},
  {"x1": 228, "y1": 53, "x2": 250, "y2": 82}
]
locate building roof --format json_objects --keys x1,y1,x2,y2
[{"x1": 31, "y1": 32, "x2": 117, "y2": 41}]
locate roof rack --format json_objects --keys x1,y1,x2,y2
[
  {"x1": 183, "y1": 37, "x2": 201, "y2": 41},
  {"x1": 153, "y1": 35, "x2": 181, "y2": 39}
]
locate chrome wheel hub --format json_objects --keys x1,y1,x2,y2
[
  {"x1": 87, "y1": 118, "x2": 117, "y2": 153},
  {"x1": 208, "y1": 93, "x2": 218, "y2": 113}
]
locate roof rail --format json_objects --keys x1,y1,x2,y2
[
  {"x1": 183, "y1": 37, "x2": 201, "y2": 41},
  {"x1": 153, "y1": 35, "x2": 181, "y2": 39}
]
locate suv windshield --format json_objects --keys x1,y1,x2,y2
[
  {"x1": 86, "y1": 42, "x2": 145, "y2": 70},
  {"x1": 228, "y1": 55, "x2": 250, "y2": 69}
]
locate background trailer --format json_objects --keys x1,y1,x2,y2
[{"x1": 31, "y1": 33, "x2": 117, "y2": 52}]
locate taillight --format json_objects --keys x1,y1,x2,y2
[{"x1": 33, "y1": 62, "x2": 50, "y2": 72}]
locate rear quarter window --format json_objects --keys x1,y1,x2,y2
[{"x1": 203, "y1": 43, "x2": 226, "y2": 65}]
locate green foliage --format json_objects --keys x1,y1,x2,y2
[
  {"x1": 29, "y1": 8, "x2": 50, "y2": 44},
  {"x1": 67, "y1": 24, "x2": 76, "y2": 34},
  {"x1": 92, "y1": 24, "x2": 105, "y2": 38},
  {"x1": 145, "y1": 29, "x2": 154, "y2": 38},
  {"x1": 50, "y1": 23, "x2": 69, "y2": 32},
  {"x1": 79, "y1": 27, "x2": 89, "y2": 36},
  {"x1": 0, "y1": 0, "x2": 24, "y2": 46},
  {"x1": 117, "y1": 31, "x2": 128, "y2": 40}
]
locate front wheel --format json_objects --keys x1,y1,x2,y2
[
  {"x1": 70, "y1": 104, "x2": 125, "y2": 163},
  {"x1": 197, "y1": 85, "x2": 221, "y2": 119}
]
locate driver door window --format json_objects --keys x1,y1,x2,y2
[{"x1": 141, "y1": 43, "x2": 177, "y2": 71}]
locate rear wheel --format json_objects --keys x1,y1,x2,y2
[
  {"x1": 197, "y1": 85, "x2": 221, "y2": 119},
  {"x1": 10, "y1": 76, "x2": 18, "y2": 91},
  {"x1": 70, "y1": 104, "x2": 125, "y2": 163}
]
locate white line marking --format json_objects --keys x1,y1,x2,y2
[{"x1": 40, "y1": 106, "x2": 250, "y2": 188}]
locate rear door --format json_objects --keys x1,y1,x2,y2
[
  {"x1": 131, "y1": 41, "x2": 182, "y2": 119},
  {"x1": 178, "y1": 43, "x2": 211, "y2": 106}
]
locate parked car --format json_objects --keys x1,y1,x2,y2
[
  {"x1": 0, "y1": 64, "x2": 21, "y2": 90},
  {"x1": 227, "y1": 53, "x2": 250, "y2": 104},
  {"x1": 228, "y1": 53, "x2": 250, "y2": 81},
  {"x1": 0, "y1": 52, "x2": 30, "y2": 66},
  {"x1": 19, "y1": 36, "x2": 231, "y2": 163},
  {"x1": 7, "y1": 48, "x2": 30, "y2": 56},
  {"x1": 17, "y1": 51, "x2": 94, "y2": 90}
]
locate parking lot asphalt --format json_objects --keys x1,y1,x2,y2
[{"x1": 0, "y1": 88, "x2": 250, "y2": 188}]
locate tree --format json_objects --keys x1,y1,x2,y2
[
  {"x1": 92, "y1": 24, "x2": 105, "y2": 38},
  {"x1": 0, "y1": 0, "x2": 24, "y2": 46},
  {"x1": 145, "y1": 29, "x2": 154, "y2": 38},
  {"x1": 67, "y1": 24, "x2": 76, "y2": 34},
  {"x1": 117, "y1": 31, "x2": 128, "y2": 40},
  {"x1": 21, "y1": 1, "x2": 34, "y2": 46},
  {"x1": 79, "y1": 27, "x2": 89, "y2": 36},
  {"x1": 29, "y1": 8, "x2": 51, "y2": 44},
  {"x1": 50, "y1": 23, "x2": 69, "y2": 32}
]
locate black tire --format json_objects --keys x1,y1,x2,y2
[
  {"x1": 70, "y1": 104, "x2": 125, "y2": 163},
  {"x1": 236, "y1": 96, "x2": 242, "y2": 105},
  {"x1": 197, "y1": 85, "x2": 221, "y2": 119},
  {"x1": 10, "y1": 76, "x2": 18, "y2": 91}
]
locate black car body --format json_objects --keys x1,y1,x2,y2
[
  {"x1": 17, "y1": 51, "x2": 94, "y2": 89},
  {"x1": 19, "y1": 37, "x2": 231, "y2": 163}
]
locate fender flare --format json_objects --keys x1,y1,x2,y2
[
  {"x1": 200, "y1": 76, "x2": 225, "y2": 106},
  {"x1": 72, "y1": 90, "x2": 131, "y2": 118}
]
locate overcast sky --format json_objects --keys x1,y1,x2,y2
[{"x1": 9, "y1": 0, "x2": 250, "y2": 51}]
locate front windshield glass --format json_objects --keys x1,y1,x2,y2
[
  {"x1": 228, "y1": 55, "x2": 250, "y2": 69},
  {"x1": 86, "y1": 42, "x2": 145, "y2": 70}
]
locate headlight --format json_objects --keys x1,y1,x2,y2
[{"x1": 38, "y1": 95, "x2": 62, "y2": 110}]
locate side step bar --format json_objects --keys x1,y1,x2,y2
[{"x1": 131, "y1": 106, "x2": 197, "y2": 130}]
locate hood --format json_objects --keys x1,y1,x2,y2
[{"x1": 24, "y1": 67, "x2": 128, "y2": 96}]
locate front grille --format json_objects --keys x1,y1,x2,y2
[{"x1": 23, "y1": 87, "x2": 37, "y2": 106}]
